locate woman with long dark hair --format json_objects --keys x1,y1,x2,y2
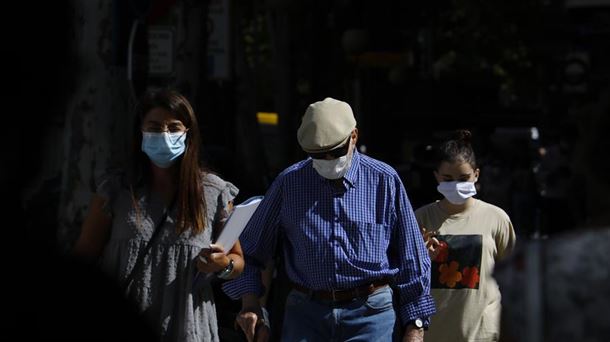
[{"x1": 73, "y1": 88, "x2": 244, "y2": 341}]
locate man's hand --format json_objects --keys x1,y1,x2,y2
[
  {"x1": 402, "y1": 325, "x2": 424, "y2": 342},
  {"x1": 236, "y1": 295, "x2": 270, "y2": 342},
  {"x1": 235, "y1": 309, "x2": 270, "y2": 342}
]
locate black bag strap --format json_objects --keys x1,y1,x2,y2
[{"x1": 121, "y1": 195, "x2": 177, "y2": 295}]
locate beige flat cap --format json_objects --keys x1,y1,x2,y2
[{"x1": 297, "y1": 97, "x2": 357, "y2": 153}]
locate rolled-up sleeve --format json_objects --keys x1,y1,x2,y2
[
  {"x1": 222, "y1": 176, "x2": 283, "y2": 300},
  {"x1": 389, "y1": 175, "x2": 436, "y2": 326}
]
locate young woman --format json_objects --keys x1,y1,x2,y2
[
  {"x1": 73, "y1": 88, "x2": 244, "y2": 342},
  {"x1": 415, "y1": 129, "x2": 516, "y2": 342}
]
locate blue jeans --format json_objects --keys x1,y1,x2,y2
[{"x1": 281, "y1": 285, "x2": 396, "y2": 342}]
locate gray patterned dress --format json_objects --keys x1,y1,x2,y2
[{"x1": 95, "y1": 170, "x2": 238, "y2": 342}]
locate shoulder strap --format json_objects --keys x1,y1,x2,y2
[{"x1": 121, "y1": 195, "x2": 177, "y2": 295}]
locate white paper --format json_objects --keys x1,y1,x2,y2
[
  {"x1": 214, "y1": 195, "x2": 263, "y2": 252},
  {"x1": 192, "y1": 195, "x2": 264, "y2": 285}
]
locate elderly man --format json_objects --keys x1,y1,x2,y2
[{"x1": 223, "y1": 97, "x2": 435, "y2": 342}]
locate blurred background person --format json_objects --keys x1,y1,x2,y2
[{"x1": 495, "y1": 87, "x2": 610, "y2": 342}]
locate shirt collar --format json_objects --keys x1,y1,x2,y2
[{"x1": 343, "y1": 149, "x2": 360, "y2": 188}]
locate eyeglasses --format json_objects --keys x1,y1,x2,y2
[
  {"x1": 142, "y1": 122, "x2": 188, "y2": 134},
  {"x1": 307, "y1": 139, "x2": 351, "y2": 159}
]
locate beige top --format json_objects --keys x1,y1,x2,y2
[{"x1": 415, "y1": 199, "x2": 516, "y2": 342}]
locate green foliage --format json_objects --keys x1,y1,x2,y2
[
  {"x1": 430, "y1": 0, "x2": 546, "y2": 102},
  {"x1": 241, "y1": 12, "x2": 271, "y2": 70}
]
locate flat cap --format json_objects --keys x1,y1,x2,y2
[{"x1": 297, "y1": 97, "x2": 357, "y2": 153}]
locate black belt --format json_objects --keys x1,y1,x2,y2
[{"x1": 290, "y1": 279, "x2": 390, "y2": 302}]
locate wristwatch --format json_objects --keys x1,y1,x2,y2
[
  {"x1": 217, "y1": 258, "x2": 234, "y2": 279},
  {"x1": 407, "y1": 318, "x2": 428, "y2": 330}
]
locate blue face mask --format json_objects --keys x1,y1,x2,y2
[{"x1": 141, "y1": 131, "x2": 187, "y2": 168}]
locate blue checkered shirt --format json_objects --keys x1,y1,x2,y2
[{"x1": 222, "y1": 150, "x2": 435, "y2": 325}]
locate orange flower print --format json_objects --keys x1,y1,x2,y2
[
  {"x1": 439, "y1": 261, "x2": 462, "y2": 288},
  {"x1": 434, "y1": 241, "x2": 449, "y2": 263},
  {"x1": 460, "y1": 266, "x2": 480, "y2": 289}
]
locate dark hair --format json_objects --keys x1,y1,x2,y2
[
  {"x1": 131, "y1": 88, "x2": 207, "y2": 234},
  {"x1": 435, "y1": 129, "x2": 477, "y2": 170}
]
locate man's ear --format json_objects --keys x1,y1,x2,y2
[{"x1": 352, "y1": 128, "x2": 359, "y2": 142}]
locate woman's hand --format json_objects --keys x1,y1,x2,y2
[
  {"x1": 422, "y1": 228, "x2": 441, "y2": 261},
  {"x1": 196, "y1": 244, "x2": 230, "y2": 273}
]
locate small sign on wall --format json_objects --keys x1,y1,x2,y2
[
  {"x1": 148, "y1": 26, "x2": 175, "y2": 76},
  {"x1": 207, "y1": 0, "x2": 231, "y2": 80}
]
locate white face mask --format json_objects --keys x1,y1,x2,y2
[
  {"x1": 437, "y1": 181, "x2": 477, "y2": 205},
  {"x1": 312, "y1": 142, "x2": 354, "y2": 180}
]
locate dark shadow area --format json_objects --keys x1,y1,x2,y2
[{"x1": 2, "y1": 2, "x2": 157, "y2": 340}]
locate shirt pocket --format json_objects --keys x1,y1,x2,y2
[{"x1": 343, "y1": 221, "x2": 391, "y2": 268}]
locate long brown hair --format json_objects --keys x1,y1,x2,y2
[{"x1": 131, "y1": 88, "x2": 206, "y2": 234}]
